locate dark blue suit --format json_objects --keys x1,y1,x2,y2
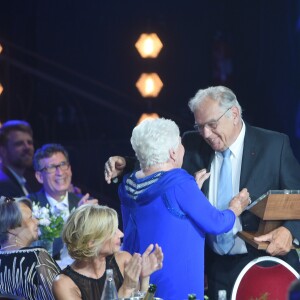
[
  {"x1": 182, "y1": 123, "x2": 300, "y2": 298},
  {"x1": 0, "y1": 165, "x2": 27, "y2": 197},
  {"x1": 0, "y1": 165, "x2": 41, "y2": 197}
]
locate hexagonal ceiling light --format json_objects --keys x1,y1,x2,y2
[
  {"x1": 135, "y1": 33, "x2": 163, "y2": 58},
  {"x1": 136, "y1": 73, "x2": 163, "y2": 98}
]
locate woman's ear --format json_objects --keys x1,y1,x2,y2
[{"x1": 169, "y1": 149, "x2": 176, "y2": 162}]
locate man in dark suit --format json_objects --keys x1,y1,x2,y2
[
  {"x1": 104, "y1": 86, "x2": 300, "y2": 299},
  {"x1": 0, "y1": 120, "x2": 39, "y2": 197},
  {"x1": 28, "y1": 143, "x2": 97, "y2": 259}
]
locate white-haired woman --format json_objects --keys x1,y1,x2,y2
[
  {"x1": 118, "y1": 118, "x2": 250, "y2": 300},
  {"x1": 52, "y1": 204, "x2": 163, "y2": 300}
]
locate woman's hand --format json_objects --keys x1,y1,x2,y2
[
  {"x1": 141, "y1": 244, "x2": 163, "y2": 278},
  {"x1": 228, "y1": 188, "x2": 250, "y2": 216},
  {"x1": 104, "y1": 156, "x2": 126, "y2": 184},
  {"x1": 122, "y1": 253, "x2": 142, "y2": 290},
  {"x1": 194, "y1": 169, "x2": 210, "y2": 189}
]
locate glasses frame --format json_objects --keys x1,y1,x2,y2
[
  {"x1": 39, "y1": 161, "x2": 70, "y2": 174},
  {"x1": 193, "y1": 106, "x2": 233, "y2": 133}
]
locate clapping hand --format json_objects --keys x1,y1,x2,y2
[
  {"x1": 78, "y1": 193, "x2": 98, "y2": 207},
  {"x1": 123, "y1": 253, "x2": 142, "y2": 290},
  {"x1": 141, "y1": 244, "x2": 163, "y2": 278}
]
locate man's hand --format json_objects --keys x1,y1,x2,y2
[
  {"x1": 254, "y1": 226, "x2": 293, "y2": 256},
  {"x1": 68, "y1": 183, "x2": 82, "y2": 195},
  {"x1": 194, "y1": 168, "x2": 210, "y2": 189},
  {"x1": 78, "y1": 193, "x2": 98, "y2": 207},
  {"x1": 104, "y1": 156, "x2": 126, "y2": 184}
]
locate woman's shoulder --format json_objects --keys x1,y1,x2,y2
[
  {"x1": 114, "y1": 251, "x2": 132, "y2": 271},
  {"x1": 53, "y1": 273, "x2": 75, "y2": 286},
  {"x1": 115, "y1": 250, "x2": 132, "y2": 262},
  {"x1": 53, "y1": 273, "x2": 81, "y2": 300}
]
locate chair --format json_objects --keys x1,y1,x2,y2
[{"x1": 231, "y1": 256, "x2": 299, "y2": 300}]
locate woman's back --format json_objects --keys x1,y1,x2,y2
[{"x1": 0, "y1": 247, "x2": 60, "y2": 300}]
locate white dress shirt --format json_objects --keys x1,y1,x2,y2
[
  {"x1": 45, "y1": 192, "x2": 70, "y2": 221},
  {"x1": 208, "y1": 121, "x2": 248, "y2": 254}
]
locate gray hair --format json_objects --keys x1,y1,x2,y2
[
  {"x1": 0, "y1": 196, "x2": 32, "y2": 244},
  {"x1": 131, "y1": 118, "x2": 180, "y2": 170},
  {"x1": 33, "y1": 143, "x2": 69, "y2": 171},
  {"x1": 188, "y1": 86, "x2": 242, "y2": 117}
]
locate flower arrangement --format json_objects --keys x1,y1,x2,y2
[{"x1": 32, "y1": 202, "x2": 65, "y2": 242}]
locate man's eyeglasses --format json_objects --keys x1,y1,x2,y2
[
  {"x1": 193, "y1": 106, "x2": 232, "y2": 133},
  {"x1": 39, "y1": 161, "x2": 70, "y2": 174}
]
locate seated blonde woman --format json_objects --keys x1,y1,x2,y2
[
  {"x1": 0, "y1": 196, "x2": 60, "y2": 300},
  {"x1": 52, "y1": 204, "x2": 163, "y2": 300}
]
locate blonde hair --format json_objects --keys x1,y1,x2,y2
[{"x1": 62, "y1": 204, "x2": 118, "y2": 260}]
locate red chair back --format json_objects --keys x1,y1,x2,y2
[{"x1": 231, "y1": 256, "x2": 299, "y2": 300}]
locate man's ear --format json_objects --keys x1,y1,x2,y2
[
  {"x1": 35, "y1": 171, "x2": 44, "y2": 184},
  {"x1": 231, "y1": 106, "x2": 240, "y2": 121},
  {"x1": 0, "y1": 146, "x2": 7, "y2": 160}
]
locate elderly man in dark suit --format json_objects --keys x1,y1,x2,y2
[
  {"x1": 28, "y1": 143, "x2": 97, "y2": 259},
  {"x1": 0, "y1": 120, "x2": 39, "y2": 197},
  {"x1": 104, "y1": 86, "x2": 300, "y2": 299}
]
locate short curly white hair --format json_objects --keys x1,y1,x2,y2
[{"x1": 131, "y1": 118, "x2": 180, "y2": 170}]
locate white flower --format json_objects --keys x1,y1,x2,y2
[
  {"x1": 32, "y1": 202, "x2": 65, "y2": 241},
  {"x1": 39, "y1": 218, "x2": 51, "y2": 226}
]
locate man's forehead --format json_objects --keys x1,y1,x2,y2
[
  {"x1": 195, "y1": 100, "x2": 221, "y2": 119},
  {"x1": 7, "y1": 130, "x2": 33, "y2": 141},
  {"x1": 40, "y1": 152, "x2": 67, "y2": 163}
]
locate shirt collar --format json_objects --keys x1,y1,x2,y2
[
  {"x1": 216, "y1": 120, "x2": 245, "y2": 158},
  {"x1": 46, "y1": 191, "x2": 69, "y2": 209},
  {"x1": 229, "y1": 120, "x2": 246, "y2": 158}
]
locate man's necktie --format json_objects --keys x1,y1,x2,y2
[
  {"x1": 216, "y1": 148, "x2": 235, "y2": 254},
  {"x1": 53, "y1": 202, "x2": 68, "y2": 220}
]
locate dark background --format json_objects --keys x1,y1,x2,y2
[{"x1": 1, "y1": 1, "x2": 300, "y2": 210}]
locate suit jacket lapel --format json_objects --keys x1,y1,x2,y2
[
  {"x1": 39, "y1": 190, "x2": 50, "y2": 207},
  {"x1": 68, "y1": 193, "x2": 80, "y2": 211},
  {"x1": 202, "y1": 149, "x2": 215, "y2": 197},
  {"x1": 240, "y1": 124, "x2": 258, "y2": 189},
  {"x1": 3, "y1": 166, "x2": 24, "y2": 195}
]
